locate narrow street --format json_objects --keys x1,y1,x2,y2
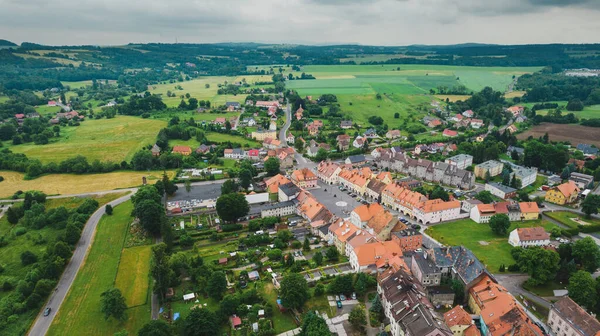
[{"x1": 279, "y1": 100, "x2": 291, "y2": 147}]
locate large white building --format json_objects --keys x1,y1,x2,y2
[
  {"x1": 445, "y1": 154, "x2": 473, "y2": 170},
  {"x1": 508, "y1": 227, "x2": 550, "y2": 247},
  {"x1": 548, "y1": 296, "x2": 600, "y2": 336},
  {"x1": 511, "y1": 164, "x2": 537, "y2": 188}
]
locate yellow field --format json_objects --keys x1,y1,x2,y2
[
  {"x1": 435, "y1": 94, "x2": 471, "y2": 102},
  {"x1": 13, "y1": 53, "x2": 83, "y2": 67},
  {"x1": 504, "y1": 90, "x2": 526, "y2": 98},
  {"x1": 115, "y1": 245, "x2": 152, "y2": 307},
  {"x1": 0, "y1": 170, "x2": 174, "y2": 198}
]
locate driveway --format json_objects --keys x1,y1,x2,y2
[{"x1": 493, "y1": 273, "x2": 551, "y2": 310}]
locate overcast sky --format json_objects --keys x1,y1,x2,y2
[{"x1": 1, "y1": 0, "x2": 599, "y2": 46}]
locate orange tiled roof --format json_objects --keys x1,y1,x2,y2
[
  {"x1": 292, "y1": 168, "x2": 317, "y2": 182},
  {"x1": 556, "y1": 180, "x2": 579, "y2": 198},
  {"x1": 519, "y1": 202, "x2": 539, "y2": 213},
  {"x1": 444, "y1": 305, "x2": 472, "y2": 328},
  {"x1": 366, "y1": 210, "x2": 396, "y2": 234},
  {"x1": 348, "y1": 230, "x2": 377, "y2": 248},
  {"x1": 517, "y1": 227, "x2": 549, "y2": 242},
  {"x1": 354, "y1": 241, "x2": 402, "y2": 268},
  {"x1": 353, "y1": 203, "x2": 384, "y2": 222},
  {"x1": 317, "y1": 161, "x2": 341, "y2": 178},
  {"x1": 332, "y1": 221, "x2": 358, "y2": 242},
  {"x1": 418, "y1": 199, "x2": 461, "y2": 213},
  {"x1": 477, "y1": 204, "x2": 496, "y2": 214},
  {"x1": 172, "y1": 145, "x2": 191, "y2": 154},
  {"x1": 464, "y1": 325, "x2": 481, "y2": 336},
  {"x1": 265, "y1": 174, "x2": 291, "y2": 193}
]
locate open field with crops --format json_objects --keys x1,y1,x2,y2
[
  {"x1": 0, "y1": 170, "x2": 174, "y2": 198},
  {"x1": 516, "y1": 123, "x2": 600, "y2": 148},
  {"x1": 7, "y1": 116, "x2": 165, "y2": 164},
  {"x1": 115, "y1": 245, "x2": 152, "y2": 307},
  {"x1": 49, "y1": 201, "x2": 151, "y2": 336}
]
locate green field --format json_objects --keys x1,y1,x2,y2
[
  {"x1": 7, "y1": 116, "x2": 166, "y2": 163},
  {"x1": 49, "y1": 201, "x2": 151, "y2": 336},
  {"x1": 545, "y1": 211, "x2": 600, "y2": 229},
  {"x1": 115, "y1": 245, "x2": 152, "y2": 307},
  {"x1": 336, "y1": 93, "x2": 430, "y2": 128},
  {"x1": 425, "y1": 218, "x2": 559, "y2": 272}
]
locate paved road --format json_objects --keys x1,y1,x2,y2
[
  {"x1": 28, "y1": 192, "x2": 133, "y2": 336},
  {"x1": 494, "y1": 274, "x2": 552, "y2": 310},
  {"x1": 279, "y1": 101, "x2": 291, "y2": 147}
]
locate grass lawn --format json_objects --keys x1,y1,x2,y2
[
  {"x1": 258, "y1": 282, "x2": 298, "y2": 333},
  {"x1": 545, "y1": 211, "x2": 600, "y2": 229},
  {"x1": 7, "y1": 116, "x2": 166, "y2": 164},
  {"x1": 49, "y1": 201, "x2": 151, "y2": 336},
  {"x1": 435, "y1": 94, "x2": 471, "y2": 102},
  {"x1": 35, "y1": 105, "x2": 63, "y2": 115},
  {"x1": 115, "y1": 245, "x2": 152, "y2": 307},
  {"x1": 521, "y1": 175, "x2": 547, "y2": 194},
  {"x1": 0, "y1": 170, "x2": 174, "y2": 198},
  {"x1": 522, "y1": 280, "x2": 566, "y2": 297},
  {"x1": 425, "y1": 218, "x2": 560, "y2": 272}
]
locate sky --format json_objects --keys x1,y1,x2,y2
[{"x1": 1, "y1": 0, "x2": 599, "y2": 46}]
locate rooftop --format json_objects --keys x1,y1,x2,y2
[
  {"x1": 487, "y1": 182, "x2": 517, "y2": 194},
  {"x1": 552, "y1": 296, "x2": 600, "y2": 336}
]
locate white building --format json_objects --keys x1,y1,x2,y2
[
  {"x1": 485, "y1": 182, "x2": 517, "y2": 199},
  {"x1": 508, "y1": 227, "x2": 550, "y2": 247},
  {"x1": 511, "y1": 165, "x2": 537, "y2": 188},
  {"x1": 548, "y1": 296, "x2": 600, "y2": 336},
  {"x1": 445, "y1": 154, "x2": 473, "y2": 170},
  {"x1": 413, "y1": 200, "x2": 462, "y2": 225},
  {"x1": 260, "y1": 201, "x2": 296, "y2": 218}
]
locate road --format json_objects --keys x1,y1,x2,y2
[
  {"x1": 279, "y1": 101, "x2": 291, "y2": 147},
  {"x1": 28, "y1": 192, "x2": 133, "y2": 336}
]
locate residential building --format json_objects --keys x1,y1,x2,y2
[
  {"x1": 306, "y1": 145, "x2": 319, "y2": 157},
  {"x1": 386, "y1": 129, "x2": 401, "y2": 139},
  {"x1": 443, "y1": 129, "x2": 458, "y2": 137},
  {"x1": 247, "y1": 149, "x2": 260, "y2": 160},
  {"x1": 391, "y1": 229, "x2": 422, "y2": 252},
  {"x1": 340, "y1": 120, "x2": 353, "y2": 129},
  {"x1": 260, "y1": 201, "x2": 296, "y2": 218},
  {"x1": 295, "y1": 107, "x2": 303, "y2": 120},
  {"x1": 151, "y1": 144, "x2": 161, "y2": 157},
  {"x1": 427, "y1": 246, "x2": 489, "y2": 290},
  {"x1": 485, "y1": 182, "x2": 517, "y2": 199},
  {"x1": 444, "y1": 305, "x2": 478, "y2": 336},
  {"x1": 468, "y1": 275, "x2": 543, "y2": 336},
  {"x1": 576, "y1": 143, "x2": 599, "y2": 156},
  {"x1": 366, "y1": 209, "x2": 402, "y2": 241},
  {"x1": 474, "y1": 160, "x2": 503, "y2": 179},
  {"x1": 336, "y1": 134, "x2": 351, "y2": 151},
  {"x1": 462, "y1": 110, "x2": 474, "y2": 118},
  {"x1": 506, "y1": 106, "x2": 524, "y2": 117},
  {"x1": 251, "y1": 129, "x2": 277, "y2": 141},
  {"x1": 338, "y1": 167, "x2": 373, "y2": 195},
  {"x1": 508, "y1": 227, "x2": 550, "y2": 247},
  {"x1": 255, "y1": 101, "x2": 279, "y2": 108},
  {"x1": 506, "y1": 124, "x2": 518, "y2": 134},
  {"x1": 296, "y1": 191, "x2": 332, "y2": 223},
  {"x1": 317, "y1": 161, "x2": 342, "y2": 185},
  {"x1": 307, "y1": 124, "x2": 319, "y2": 136},
  {"x1": 345, "y1": 155, "x2": 366, "y2": 166},
  {"x1": 411, "y1": 252, "x2": 442, "y2": 287},
  {"x1": 365, "y1": 179, "x2": 387, "y2": 203},
  {"x1": 278, "y1": 183, "x2": 301, "y2": 202},
  {"x1": 331, "y1": 220, "x2": 359, "y2": 254},
  {"x1": 569, "y1": 158, "x2": 586, "y2": 171},
  {"x1": 429, "y1": 119, "x2": 442, "y2": 128},
  {"x1": 224, "y1": 148, "x2": 246, "y2": 159},
  {"x1": 413, "y1": 199, "x2": 462, "y2": 225},
  {"x1": 547, "y1": 174, "x2": 562, "y2": 186},
  {"x1": 470, "y1": 119, "x2": 484, "y2": 129},
  {"x1": 545, "y1": 180, "x2": 580, "y2": 205},
  {"x1": 570, "y1": 172, "x2": 594, "y2": 189},
  {"x1": 451, "y1": 114, "x2": 464, "y2": 122},
  {"x1": 445, "y1": 154, "x2": 473, "y2": 170},
  {"x1": 286, "y1": 133, "x2": 295, "y2": 145},
  {"x1": 364, "y1": 128, "x2": 377, "y2": 138},
  {"x1": 349, "y1": 241, "x2": 403, "y2": 273},
  {"x1": 510, "y1": 164, "x2": 537, "y2": 188},
  {"x1": 353, "y1": 136, "x2": 365, "y2": 148},
  {"x1": 265, "y1": 174, "x2": 291, "y2": 194},
  {"x1": 291, "y1": 168, "x2": 318, "y2": 189},
  {"x1": 506, "y1": 146, "x2": 524, "y2": 158},
  {"x1": 519, "y1": 202, "x2": 540, "y2": 221},
  {"x1": 172, "y1": 145, "x2": 192, "y2": 156},
  {"x1": 548, "y1": 296, "x2": 600, "y2": 336},
  {"x1": 378, "y1": 267, "x2": 453, "y2": 336},
  {"x1": 461, "y1": 199, "x2": 482, "y2": 214},
  {"x1": 278, "y1": 151, "x2": 294, "y2": 169},
  {"x1": 345, "y1": 230, "x2": 378, "y2": 258},
  {"x1": 350, "y1": 203, "x2": 385, "y2": 228},
  {"x1": 196, "y1": 144, "x2": 211, "y2": 155},
  {"x1": 225, "y1": 102, "x2": 241, "y2": 110}
]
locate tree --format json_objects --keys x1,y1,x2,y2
[
  {"x1": 349, "y1": 305, "x2": 367, "y2": 332},
  {"x1": 207, "y1": 271, "x2": 227, "y2": 300},
  {"x1": 370, "y1": 295, "x2": 384, "y2": 322},
  {"x1": 101, "y1": 288, "x2": 127, "y2": 321},
  {"x1": 216, "y1": 193, "x2": 249, "y2": 223},
  {"x1": 315, "y1": 148, "x2": 328, "y2": 162},
  {"x1": 568, "y1": 270, "x2": 597, "y2": 310},
  {"x1": 138, "y1": 320, "x2": 173, "y2": 336},
  {"x1": 303, "y1": 237, "x2": 311, "y2": 252},
  {"x1": 314, "y1": 283, "x2": 325, "y2": 296},
  {"x1": 264, "y1": 157, "x2": 280, "y2": 176},
  {"x1": 475, "y1": 190, "x2": 494, "y2": 204},
  {"x1": 161, "y1": 173, "x2": 178, "y2": 196},
  {"x1": 429, "y1": 186, "x2": 449, "y2": 201},
  {"x1": 135, "y1": 199, "x2": 165, "y2": 235},
  {"x1": 6, "y1": 206, "x2": 19, "y2": 224},
  {"x1": 312, "y1": 251, "x2": 323, "y2": 266},
  {"x1": 300, "y1": 311, "x2": 332, "y2": 336},
  {"x1": 239, "y1": 168, "x2": 253, "y2": 189},
  {"x1": 65, "y1": 222, "x2": 82, "y2": 245},
  {"x1": 582, "y1": 194, "x2": 600, "y2": 219},
  {"x1": 221, "y1": 179, "x2": 239, "y2": 195},
  {"x1": 183, "y1": 307, "x2": 219, "y2": 336},
  {"x1": 325, "y1": 246, "x2": 339, "y2": 261},
  {"x1": 294, "y1": 137, "x2": 304, "y2": 152},
  {"x1": 21, "y1": 251, "x2": 38, "y2": 266},
  {"x1": 280, "y1": 273, "x2": 309, "y2": 309},
  {"x1": 572, "y1": 237, "x2": 600, "y2": 273},
  {"x1": 489, "y1": 214, "x2": 510, "y2": 236},
  {"x1": 514, "y1": 247, "x2": 560, "y2": 286},
  {"x1": 105, "y1": 204, "x2": 113, "y2": 215},
  {"x1": 484, "y1": 170, "x2": 491, "y2": 182},
  {"x1": 184, "y1": 180, "x2": 192, "y2": 193},
  {"x1": 566, "y1": 99, "x2": 584, "y2": 112},
  {"x1": 151, "y1": 243, "x2": 174, "y2": 302},
  {"x1": 511, "y1": 150, "x2": 520, "y2": 161}
]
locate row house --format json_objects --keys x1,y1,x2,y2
[
  {"x1": 224, "y1": 148, "x2": 246, "y2": 159},
  {"x1": 260, "y1": 201, "x2": 296, "y2": 218},
  {"x1": 295, "y1": 191, "x2": 332, "y2": 224},
  {"x1": 290, "y1": 168, "x2": 318, "y2": 189},
  {"x1": 548, "y1": 296, "x2": 600, "y2": 336},
  {"x1": 365, "y1": 179, "x2": 387, "y2": 203},
  {"x1": 443, "y1": 306, "x2": 479, "y2": 336},
  {"x1": 316, "y1": 161, "x2": 342, "y2": 185},
  {"x1": 337, "y1": 167, "x2": 373, "y2": 196},
  {"x1": 381, "y1": 183, "x2": 427, "y2": 218},
  {"x1": 349, "y1": 241, "x2": 403, "y2": 273},
  {"x1": 470, "y1": 201, "x2": 540, "y2": 223},
  {"x1": 413, "y1": 199, "x2": 462, "y2": 225}
]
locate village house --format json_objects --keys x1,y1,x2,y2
[
  {"x1": 386, "y1": 129, "x2": 401, "y2": 139},
  {"x1": 470, "y1": 119, "x2": 484, "y2": 129},
  {"x1": 338, "y1": 167, "x2": 373, "y2": 195},
  {"x1": 548, "y1": 296, "x2": 600, "y2": 336},
  {"x1": 485, "y1": 182, "x2": 517, "y2": 199},
  {"x1": 345, "y1": 230, "x2": 378, "y2": 259},
  {"x1": 172, "y1": 145, "x2": 192, "y2": 156},
  {"x1": 255, "y1": 101, "x2": 280, "y2": 108},
  {"x1": 506, "y1": 145, "x2": 524, "y2": 158},
  {"x1": 336, "y1": 134, "x2": 351, "y2": 151},
  {"x1": 224, "y1": 148, "x2": 246, "y2": 159},
  {"x1": 371, "y1": 147, "x2": 390, "y2": 159},
  {"x1": 352, "y1": 136, "x2": 365, "y2": 149},
  {"x1": 506, "y1": 124, "x2": 518, "y2": 134},
  {"x1": 286, "y1": 133, "x2": 295, "y2": 145},
  {"x1": 305, "y1": 145, "x2": 319, "y2": 157},
  {"x1": 391, "y1": 228, "x2": 422, "y2": 252},
  {"x1": 260, "y1": 201, "x2": 296, "y2": 218},
  {"x1": 474, "y1": 160, "x2": 503, "y2": 179},
  {"x1": 296, "y1": 191, "x2": 333, "y2": 223},
  {"x1": 345, "y1": 154, "x2": 366, "y2": 166},
  {"x1": 278, "y1": 150, "x2": 294, "y2": 169},
  {"x1": 317, "y1": 161, "x2": 342, "y2": 185},
  {"x1": 412, "y1": 199, "x2": 462, "y2": 225},
  {"x1": 428, "y1": 119, "x2": 442, "y2": 128},
  {"x1": 506, "y1": 106, "x2": 525, "y2": 117},
  {"x1": 442, "y1": 129, "x2": 458, "y2": 137},
  {"x1": 445, "y1": 154, "x2": 473, "y2": 170},
  {"x1": 278, "y1": 182, "x2": 301, "y2": 202},
  {"x1": 246, "y1": 149, "x2": 260, "y2": 161},
  {"x1": 291, "y1": 168, "x2": 318, "y2": 189},
  {"x1": 242, "y1": 117, "x2": 257, "y2": 126},
  {"x1": 508, "y1": 227, "x2": 550, "y2": 247},
  {"x1": 265, "y1": 174, "x2": 291, "y2": 195},
  {"x1": 365, "y1": 179, "x2": 387, "y2": 203},
  {"x1": 307, "y1": 124, "x2": 320, "y2": 136},
  {"x1": 340, "y1": 120, "x2": 353, "y2": 129},
  {"x1": 545, "y1": 180, "x2": 580, "y2": 205},
  {"x1": 451, "y1": 114, "x2": 464, "y2": 123},
  {"x1": 520, "y1": 202, "x2": 540, "y2": 220},
  {"x1": 577, "y1": 143, "x2": 599, "y2": 156},
  {"x1": 251, "y1": 129, "x2": 277, "y2": 141},
  {"x1": 295, "y1": 106, "x2": 303, "y2": 120},
  {"x1": 349, "y1": 241, "x2": 403, "y2": 273},
  {"x1": 364, "y1": 128, "x2": 378, "y2": 138},
  {"x1": 462, "y1": 110, "x2": 474, "y2": 118},
  {"x1": 411, "y1": 252, "x2": 442, "y2": 286},
  {"x1": 151, "y1": 144, "x2": 161, "y2": 157},
  {"x1": 365, "y1": 209, "x2": 403, "y2": 241},
  {"x1": 225, "y1": 101, "x2": 241, "y2": 110}
]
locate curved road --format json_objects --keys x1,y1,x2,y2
[
  {"x1": 278, "y1": 100, "x2": 291, "y2": 147},
  {"x1": 28, "y1": 192, "x2": 133, "y2": 336}
]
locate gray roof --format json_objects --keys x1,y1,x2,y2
[
  {"x1": 413, "y1": 253, "x2": 440, "y2": 275},
  {"x1": 225, "y1": 101, "x2": 241, "y2": 107},
  {"x1": 507, "y1": 146, "x2": 524, "y2": 154},
  {"x1": 487, "y1": 182, "x2": 517, "y2": 194},
  {"x1": 552, "y1": 296, "x2": 600, "y2": 336},
  {"x1": 279, "y1": 183, "x2": 301, "y2": 197},
  {"x1": 260, "y1": 200, "x2": 295, "y2": 211},
  {"x1": 340, "y1": 120, "x2": 353, "y2": 127},
  {"x1": 318, "y1": 223, "x2": 331, "y2": 236},
  {"x1": 347, "y1": 155, "x2": 366, "y2": 163},
  {"x1": 446, "y1": 154, "x2": 473, "y2": 162},
  {"x1": 430, "y1": 246, "x2": 487, "y2": 286},
  {"x1": 512, "y1": 165, "x2": 536, "y2": 179},
  {"x1": 232, "y1": 148, "x2": 245, "y2": 155},
  {"x1": 476, "y1": 160, "x2": 503, "y2": 170},
  {"x1": 577, "y1": 144, "x2": 599, "y2": 155},
  {"x1": 367, "y1": 179, "x2": 387, "y2": 194}
]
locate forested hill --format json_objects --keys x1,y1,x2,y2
[{"x1": 0, "y1": 39, "x2": 17, "y2": 46}]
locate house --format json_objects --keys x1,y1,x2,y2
[
  {"x1": 391, "y1": 229, "x2": 422, "y2": 252},
  {"x1": 462, "y1": 110, "x2": 474, "y2": 118},
  {"x1": 352, "y1": 136, "x2": 365, "y2": 149},
  {"x1": 278, "y1": 183, "x2": 301, "y2": 202},
  {"x1": 468, "y1": 275, "x2": 543, "y2": 336},
  {"x1": 577, "y1": 143, "x2": 599, "y2": 156},
  {"x1": 442, "y1": 129, "x2": 458, "y2": 137},
  {"x1": 519, "y1": 201, "x2": 541, "y2": 221},
  {"x1": 451, "y1": 114, "x2": 464, "y2": 122},
  {"x1": 506, "y1": 146, "x2": 524, "y2": 158},
  {"x1": 251, "y1": 129, "x2": 277, "y2": 141},
  {"x1": 336, "y1": 134, "x2": 351, "y2": 151},
  {"x1": 510, "y1": 164, "x2": 537, "y2": 188},
  {"x1": 545, "y1": 180, "x2": 579, "y2": 205},
  {"x1": 371, "y1": 147, "x2": 390, "y2": 159},
  {"x1": 548, "y1": 296, "x2": 600, "y2": 336},
  {"x1": 278, "y1": 151, "x2": 294, "y2": 169},
  {"x1": 331, "y1": 220, "x2": 359, "y2": 254},
  {"x1": 445, "y1": 154, "x2": 473, "y2": 170},
  {"x1": 386, "y1": 129, "x2": 401, "y2": 139},
  {"x1": 224, "y1": 148, "x2": 246, "y2": 159},
  {"x1": 230, "y1": 316, "x2": 242, "y2": 329},
  {"x1": 470, "y1": 119, "x2": 484, "y2": 129},
  {"x1": 428, "y1": 286, "x2": 456, "y2": 307},
  {"x1": 366, "y1": 210, "x2": 402, "y2": 241},
  {"x1": 444, "y1": 305, "x2": 477, "y2": 336},
  {"x1": 349, "y1": 241, "x2": 403, "y2": 273},
  {"x1": 196, "y1": 144, "x2": 211, "y2": 155},
  {"x1": 247, "y1": 149, "x2": 260, "y2": 160},
  {"x1": 345, "y1": 155, "x2": 366, "y2": 166},
  {"x1": 570, "y1": 172, "x2": 594, "y2": 189},
  {"x1": 428, "y1": 119, "x2": 442, "y2": 128},
  {"x1": 410, "y1": 251, "x2": 442, "y2": 287},
  {"x1": 255, "y1": 101, "x2": 280, "y2": 108},
  {"x1": 365, "y1": 179, "x2": 387, "y2": 203},
  {"x1": 569, "y1": 158, "x2": 586, "y2": 171},
  {"x1": 474, "y1": 160, "x2": 503, "y2": 179},
  {"x1": 413, "y1": 199, "x2": 462, "y2": 225},
  {"x1": 461, "y1": 199, "x2": 482, "y2": 214},
  {"x1": 485, "y1": 182, "x2": 517, "y2": 199},
  {"x1": 340, "y1": 120, "x2": 353, "y2": 129},
  {"x1": 506, "y1": 124, "x2": 518, "y2": 134},
  {"x1": 225, "y1": 102, "x2": 241, "y2": 110},
  {"x1": 506, "y1": 106, "x2": 524, "y2": 117},
  {"x1": 265, "y1": 174, "x2": 291, "y2": 194},
  {"x1": 48, "y1": 100, "x2": 57, "y2": 106},
  {"x1": 378, "y1": 267, "x2": 453, "y2": 336},
  {"x1": 219, "y1": 258, "x2": 228, "y2": 265},
  {"x1": 260, "y1": 201, "x2": 295, "y2": 218},
  {"x1": 307, "y1": 124, "x2": 320, "y2": 136},
  {"x1": 269, "y1": 120, "x2": 277, "y2": 131},
  {"x1": 172, "y1": 145, "x2": 192, "y2": 156},
  {"x1": 151, "y1": 144, "x2": 161, "y2": 157},
  {"x1": 508, "y1": 227, "x2": 550, "y2": 247},
  {"x1": 242, "y1": 117, "x2": 257, "y2": 126},
  {"x1": 338, "y1": 167, "x2": 373, "y2": 195},
  {"x1": 364, "y1": 128, "x2": 377, "y2": 138},
  {"x1": 547, "y1": 175, "x2": 562, "y2": 186},
  {"x1": 214, "y1": 117, "x2": 227, "y2": 125},
  {"x1": 345, "y1": 230, "x2": 378, "y2": 258},
  {"x1": 291, "y1": 168, "x2": 318, "y2": 189},
  {"x1": 248, "y1": 270, "x2": 260, "y2": 281},
  {"x1": 350, "y1": 203, "x2": 384, "y2": 228},
  {"x1": 286, "y1": 133, "x2": 295, "y2": 145},
  {"x1": 470, "y1": 203, "x2": 497, "y2": 223},
  {"x1": 295, "y1": 107, "x2": 304, "y2": 120},
  {"x1": 317, "y1": 161, "x2": 342, "y2": 185}
]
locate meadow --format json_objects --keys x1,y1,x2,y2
[
  {"x1": 115, "y1": 245, "x2": 152, "y2": 307},
  {"x1": 425, "y1": 218, "x2": 559, "y2": 272},
  {"x1": 0, "y1": 170, "x2": 174, "y2": 198},
  {"x1": 6, "y1": 116, "x2": 165, "y2": 164},
  {"x1": 49, "y1": 201, "x2": 152, "y2": 336}
]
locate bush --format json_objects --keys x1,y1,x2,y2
[
  {"x1": 105, "y1": 204, "x2": 113, "y2": 215},
  {"x1": 578, "y1": 224, "x2": 600, "y2": 233},
  {"x1": 507, "y1": 264, "x2": 520, "y2": 272},
  {"x1": 20, "y1": 251, "x2": 38, "y2": 266},
  {"x1": 221, "y1": 224, "x2": 243, "y2": 232},
  {"x1": 13, "y1": 227, "x2": 27, "y2": 236},
  {"x1": 499, "y1": 264, "x2": 505, "y2": 272}
]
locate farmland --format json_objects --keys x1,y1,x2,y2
[
  {"x1": 7, "y1": 116, "x2": 166, "y2": 164},
  {"x1": 115, "y1": 245, "x2": 152, "y2": 307},
  {"x1": 516, "y1": 123, "x2": 600, "y2": 148},
  {"x1": 49, "y1": 201, "x2": 152, "y2": 336},
  {"x1": 0, "y1": 170, "x2": 174, "y2": 198}
]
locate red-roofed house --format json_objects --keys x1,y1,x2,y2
[
  {"x1": 230, "y1": 316, "x2": 242, "y2": 329},
  {"x1": 443, "y1": 129, "x2": 458, "y2": 137},
  {"x1": 291, "y1": 168, "x2": 318, "y2": 189},
  {"x1": 172, "y1": 146, "x2": 192, "y2": 156},
  {"x1": 509, "y1": 227, "x2": 550, "y2": 247}
]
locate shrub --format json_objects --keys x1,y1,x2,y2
[
  {"x1": 13, "y1": 227, "x2": 27, "y2": 236},
  {"x1": 507, "y1": 264, "x2": 520, "y2": 272},
  {"x1": 20, "y1": 251, "x2": 38, "y2": 266}
]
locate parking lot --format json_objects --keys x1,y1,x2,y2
[
  {"x1": 310, "y1": 181, "x2": 364, "y2": 218},
  {"x1": 168, "y1": 182, "x2": 224, "y2": 202}
]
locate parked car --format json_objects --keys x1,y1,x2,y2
[
  {"x1": 337, "y1": 300, "x2": 342, "y2": 308},
  {"x1": 43, "y1": 307, "x2": 51, "y2": 317},
  {"x1": 335, "y1": 295, "x2": 340, "y2": 301},
  {"x1": 352, "y1": 292, "x2": 357, "y2": 300},
  {"x1": 340, "y1": 294, "x2": 346, "y2": 301}
]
